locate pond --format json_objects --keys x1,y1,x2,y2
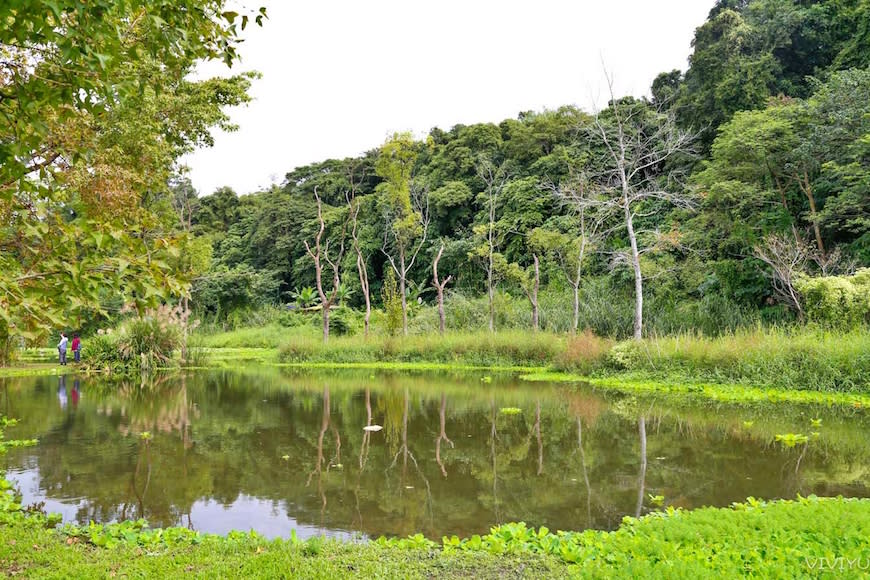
[{"x1": 2, "y1": 368, "x2": 869, "y2": 540}]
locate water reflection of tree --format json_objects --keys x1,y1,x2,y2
[
  {"x1": 353, "y1": 386, "x2": 373, "y2": 529},
  {"x1": 123, "y1": 436, "x2": 152, "y2": 520},
  {"x1": 386, "y1": 386, "x2": 433, "y2": 529},
  {"x1": 635, "y1": 416, "x2": 647, "y2": 518},
  {"x1": 576, "y1": 418, "x2": 592, "y2": 523},
  {"x1": 490, "y1": 398, "x2": 500, "y2": 522},
  {"x1": 434, "y1": 393, "x2": 453, "y2": 478},
  {"x1": 532, "y1": 400, "x2": 543, "y2": 476},
  {"x1": 306, "y1": 385, "x2": 341, "y2": 531},
  {"x1": 115, "y1": 374, "x2": 198, "y2": 438}
]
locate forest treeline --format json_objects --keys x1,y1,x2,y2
[
  {"x1": 2, "y1": 0, "x2": 869, "y2": 356},
  {"x1": 181, "y1": 0, "x2": 870, "y2": 338}
]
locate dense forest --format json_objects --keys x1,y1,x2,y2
[
  {"x1": 180, "y1": 0, "x2": 869, "y2": 338},
  {"x1": 2, "y1": 0, "x2": 869, "y2": 351}
]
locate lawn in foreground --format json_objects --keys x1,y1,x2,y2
[{"x1": 0, "y1": 496, "x2": 867, "y2": 578}]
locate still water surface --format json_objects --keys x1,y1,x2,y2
[{"x1": 2, "y1": 368, "x2": 869, "y2": 539}]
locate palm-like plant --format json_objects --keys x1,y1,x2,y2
[
  {"x1": 291, "y1": 286, "x2": 319, "y2": 308},
  {"x1": 334, "y1": 285, "x2": 354, "y2": 306},
  {"x1": 406, "y1": 279, "x2": 433, "y2": 304}
]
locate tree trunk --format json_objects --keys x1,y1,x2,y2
[
  {"x1": 399, "y1": 274, "x2": 408, "y2": 336},
  {"x1": 322, "y1": 302, "x2": 330, "y2": 343},
  {"x1": 356, "y1": 253, "x2": 371, "y2": 338},
  {"x1": 801, "y1": 172, "x2": 826, "y2": 257},
  {"x1": 625, "y1": 203, "x2": 643, "y2": 340},
  {"x1": 437, "y1": 288, "x2": 446, "y2": 335},
  {"x1": 433, "y1": 244, "x2": 451, "y2": 336},
  {"x1": 531, "y1": 254, "x2": 539, "y2": 331},
  {"x1": 181, "y1": 295, "x2": 189, "y2": 362},
  {"x1": 771, "y1": 170, "x2": 800, "y2": 244},
  {"x1": 488, "y1": 199, "x2": 496, "y2": 333},
  {"x1": 572, "y1": 283, "x2": 580, "y2": 334},
  {"x1": 397, "y1": 247, "x2": 409, "y2": 336}
]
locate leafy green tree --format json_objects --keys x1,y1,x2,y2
[
  {"x1": 0, "y1": 1, "x2": 263, "y2": 354},
  {"x1": 381, "y1": 269, "x2": 403, "y2": 336},
  {"x1": 377, "y1": 133, "x2": 429, "y2": 335}
]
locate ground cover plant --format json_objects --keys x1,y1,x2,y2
[{"x1": 0, "y1": 484, "x2": 867, "y2": 578}]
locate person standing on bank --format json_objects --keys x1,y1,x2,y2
[
  {"x1": 57, "y1": 332, "x2": 68, "y2": 366},
  {"x1": 71, "y1": 334, "x2": 81, "y2": 363}
]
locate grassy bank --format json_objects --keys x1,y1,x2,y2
[
  {"x1": 599, "y1": 329, "x2": 870, "y2": 392},
  {"x1": 194, "y1": 325, "x2": 870, "y2": 393},
  {"x1": 1, "y1": 495, "x2": 867, "y2": 578}
]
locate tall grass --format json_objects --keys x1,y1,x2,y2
[
  {"x1": 602, "y1": 328, "x2": 870, "y2": 392},
  {"x1": 197, "y1": 324, "x2": 304, "y2": 348},
  {"x1": 278, "y1": 330, "x2": 566, "y2": 367},
  {"x1": 193, "y1": 300, "x2": 869, "y2": 393}
]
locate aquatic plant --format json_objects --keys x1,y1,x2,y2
[{"x1": 774, "y1": 433, "x2": 809, "y2": 447}]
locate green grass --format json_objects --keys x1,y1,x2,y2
[
  {"x1": 0, "y1": 516, "x2": 565, "y2": 579},
  {"x1": 197, "y1": 324, "x2": 295, "y2": 349},
  {"x1": 276, "y1": 330, "x2": 567, "y2": 367},
  {"x1": 0, "y1": 363, "x2": 76, "y2": 378},
  {"x1": 1, "y1": 495, "x2": 867, "y2": 578},
  {"x1": 277, "y1": 360, "x2": 539, "y2": 372},
  {"x1": 595, "y1": 328, "x2": 870, "y2": 392},
  {"x1": 245, "y1": 326, "x2": 868, "y2": 393},
  {"x1": 521, "y1": 372, "x2": 870, "y2": 408}
]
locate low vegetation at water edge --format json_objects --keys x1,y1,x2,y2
[
  {"x1": 267, "y1": 327, "x2": 870, "y2": 392},
  {"x1": 0, "y1": 489, "x2": 867, "y2": 578}
]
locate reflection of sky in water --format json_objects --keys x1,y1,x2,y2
[{"x1": 7, "y1": 467, "x2": 357, "y2": 540}]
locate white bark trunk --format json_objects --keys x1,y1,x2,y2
[{"x1": 624, "y1": 198, "x2": 643, "y2": 340}]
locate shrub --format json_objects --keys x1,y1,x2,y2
[
  {"x1": 796, "y1": 268, "x2": 870, "y2": 329},
  {"x1": 81, "y1": 334, "x2": 122, "y2": 372},
  {"x1": 82, "y1": 305, "x2": 188, "y2": 373},
  {"x1": 117, "y1": 306, "x2": 184, "y2": 366},
  {"x1": 328, "y1": 307, "x2": 358, "y2": 336}
]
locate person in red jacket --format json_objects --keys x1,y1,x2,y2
[{"x1": 71, "y1": 334, "x2": 81, "y2": 363}]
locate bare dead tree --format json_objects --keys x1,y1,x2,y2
[
  {"x1": 582, "y1": 72, "x2": 696, "y2": 339},
  {"x1": 475, "y1": 157, "x2": 511, "y2": 333},
  {"x1": 345, "y1": 165, "x2": 371, "y2": 337},
  {"x1": 432, "y1": 243, "x2": 453, "y2": 335},
  {"x1": 754, "y1": 233, "x2": 811, "y2": 317},
  {"x1": 810, "y1": 245, "x2": 856, "y2": 277},
  {"x1": 304, "y1": 187, "x2": 347, "y2": 343},
  {"x1": 382, "y1": 182, "x2": 430, "y2": 335},
  {"x1": 548, "y1": 174, "x2": 607, "y2": 333}
]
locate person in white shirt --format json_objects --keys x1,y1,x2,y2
[{"x1": 57, "y1": 332, "x2": 69, "y2": 366}]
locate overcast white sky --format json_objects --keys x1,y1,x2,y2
[{"x1": 182, "y1": 0, "x2": 716, "y2": 196}]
